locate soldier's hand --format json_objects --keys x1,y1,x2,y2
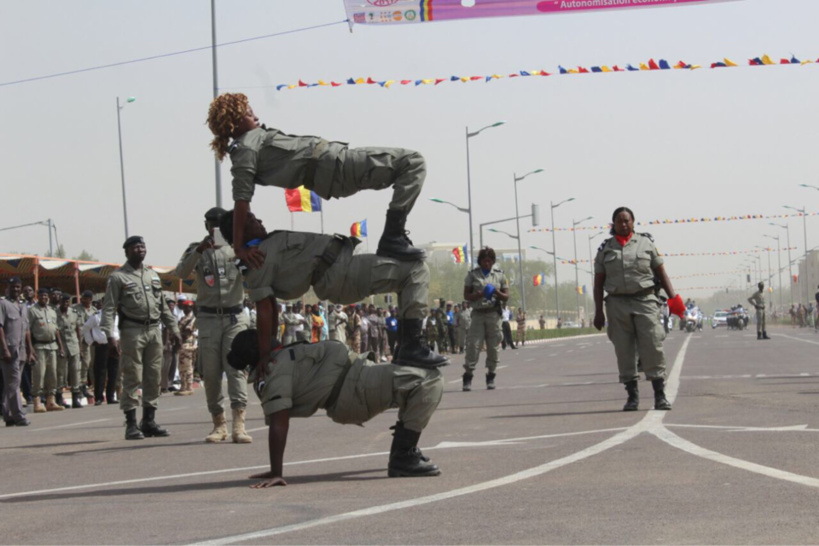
[
  {"x1": 235, "y1": 246, "x2": 266, "y2": 270},
  {"x1": 593, "y1": 312, "x2": 606, "y2": 331},
  {"x1": 196, "y1": 236, "x2": 215, "y2": 254},
  {"x1": 27, "y1": 353, "x2": 36, "y2": 364},
  {"x1": 108, "y1": 338, "x2": 121, "y2": 357},
  {"x1": 172, "y1": 333, "x2": 182, "y2": 347},
  {"x1": 2, "y1": 348, "x2": 11, "y2": 364},
  {"x1": 58, "y1": 349, "x2": 65, "y2": 358}
]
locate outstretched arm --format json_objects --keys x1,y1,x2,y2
[
  {"x1": 255, "y1": 296, "x2": 279, "y2": 371},
  {"x1": 249, "y1": 409, "x2": 290, "y2": 488},
  {"x1": 593, "y1": 273, "x2": 606, "y2": 331},
  {"x1": 233, "y1": 200, "x2": 265, "y2": 269}
]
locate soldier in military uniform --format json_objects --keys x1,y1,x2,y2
[
  {"x1": 435, "y1": 300, "x2": 448, "y2": 355},
  {"x1": 27, "y1": 288, "x2": 65, "y2": 412},
  {"x1": 177, "y1": 207, "x2": 252, "y2": 444},
  {"x1": 0, "y1": 277, "x2": 32, "y2": 426},
  {"x1": 425, "y1": 309, "x2": 439, "y2": 352},
  {"x1": 747, "y1": 282, "x2": 770, "y2": 340},
  {"x1": 462, "y1": 247, "x2": 509, "y2": 391},
  {"x1": 73, "y1": 290, "x2": 97, "y2": 402},
  {"x1": 593, "y1": 207, "x2": 684, "y2": 412},
  {"x1": 57, "y1": 294, "x2": 83, "y2": 408},
  {"x1": 101, "y1": 236, "x2": 181, "y2": 440},
  {"x1": 219, "y1": 210, "x2": 447, "y2": 371},
  {"x1": 457, "y1": 301, "x2": 471, "y2": 354},
  {"x1": 207, "y1": 92, "x2": 427, "y2": 270},
  {"x1": 227, "y1": 330, "x2": 443, "y2": 486}
]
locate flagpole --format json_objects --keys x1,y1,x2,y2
[
  {"x1": 290, "y1": 212, "x2": 294, "y2": 231},
  {"x1": 320, "y1": 206, "x2": 324, "y2": 235}
]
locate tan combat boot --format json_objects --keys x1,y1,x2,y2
[
  {"x1": 46, "y1": 394, "x2": 64, "y2": 412},
  {"x1": 205, "y1": 412, "x2": 228, "y2": 443},
  {"x1": 33, "y1": 397, "x2": 46, "y2": 413},
  {"x1": 231, "y1": 409, "x2": 253, "y2": 444}
]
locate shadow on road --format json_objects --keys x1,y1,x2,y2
[{"x1": 489, "y1": 409, "x2": 624, "y2": 419}]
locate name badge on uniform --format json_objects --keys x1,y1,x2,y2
[
  {"x1": 204, "y1": 267, "x2": 215, "y2": 287},
  {"x1": 218, "y1": 266, "x2": 226, "y2": 279}
]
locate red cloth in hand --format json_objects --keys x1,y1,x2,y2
[{"x1": 667, "y1": 294, "x2": 685, "y2": 318}]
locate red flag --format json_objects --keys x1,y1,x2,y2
[
  {"x1": 578, "y1": 66, "x2": 589, "y2": 73},
  {"x1": 331, "y1": 82, "x2": 342, "y2": 87},
  {"x1": 366, "y1": 77, "x2": 377, "y2": 84},
  {"x1": 298, "y1": 80, "x2": 309, "y2": 87},
  {"x1": 401, "y1": 80, "x2": 412, "y2": 85},
  {"x1": 435, "y1": 78, "x2": 446, "y2": 85}
]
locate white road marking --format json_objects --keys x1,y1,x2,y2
[
  {"x1": 777, "y1": 333, "x2": 819, "y2": 346},
  {"x1": 29, "y1": 418, "x2": 111, "y2": 432},
  {"x1": 667, "y1": 424, "x2": 817, "y2": 432},
  {"x1": 548, "y1": 353, "x2": 559, "y2": 357}
]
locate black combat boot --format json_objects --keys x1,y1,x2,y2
[
  {"x1": 652, "y1": 379, "x2": 672, "y2": 410},
  {"x1": 140, "y1": 406, "x2": 170, "y2": 437},
  {"x1": 55, "y1": 391, "x2": 70, "y2": 409},
  {"x1": 376, "y1": 210, "x2": 427, "y2": 262},
  {"x1": 486, "y1": 372, "x2": 496, "y2": 390},
  {"x1": 395, "y1": 319, "x2": 449, "y2": 369},
  {"x1": 387, "y1": 422, "x2": 440, "y2": 478},
  {"x1": 757, "y1": 331, "x2": 762, "y2": 340},
  {"x1": 623, "y1": 380, "x2": 639, "y2": 412},
  {"x1": 71, "y1": 392, "x2": 83, "y2": 409},
  {"x1": 462, "y1": 373, "x2": 473, "y2": 392},
  {"x1": 124, "y1": 409, "x2": 144, "y2": 440},
  {"x1": 762, "y1": 331, "x2": 771, "y2": 340}
]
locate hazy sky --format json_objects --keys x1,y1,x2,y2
[{"x1": 2, "y1": 0, "x2": 817, "y2": 297}]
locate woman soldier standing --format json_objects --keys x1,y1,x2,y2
[{"x1": 593, "y1": 207, "x2": 685, "y2": 411}]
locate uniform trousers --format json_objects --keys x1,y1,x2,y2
[
  {"x1": 755, "y1": 308, "x2": 766, "y2": 333},
  {"x1": 197, "y1": 313, "x2": 249, "y2": 415},
  {"x1": 57, "y1": 352, "x2": 81, "y2": 393},
  {"x1": 79, "y1": 341, "x2": 93, "y2": 387},
  {"x1": 605, "y1": 295, "x2": 667, "y2": 383},
  {"x1": 501, "y1": 321, "x2": 515, "y2": 349},
  {"x1": 93, "y1": 343, "x2": 119, "y2": 403},
  {"x1": 32, "y1": 347, "x2": 57, "y2": 397},
  {"x1": 1, "y1": 348, "x2": 25, "y2": 422},
  {"x1": 119, "y1": 325, "x2": 163, "y2": 412},
  {"x1": 464, "y1": 310, "x2": 502, "y2": 374}
]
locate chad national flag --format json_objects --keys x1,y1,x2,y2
[
  {"x1": 285, "y1": 187, "x2": 322, "y2": 212},
  {"x1": 350, "y1": 220, "x2": 368, "y2": 237},
  {"x1": 452, "y1": 245, "x2": 467, "y2": 264}
]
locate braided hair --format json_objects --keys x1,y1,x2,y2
[{"x1": 207, "y1": 93, "x2": 250, "y2": 161}]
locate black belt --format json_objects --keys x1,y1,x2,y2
[
  {"x1": 119, "y1": 313, "x2": 159, "y2": 326},
  {"x1": 199, "y1": 305, "x2": 243, "y2": 315},
  {"x1": 324, "y1": 360, "x2": 353, "y2": 410},
  {"x1": 607, "y1": 287, "x2": 655, "y2": 298},
  {"x1": 473, "y1": 307, "x2": 499, "y2": 313},
  {"x1": 33, "y1": 339, "x2": 55, "y2": 345},
  {"x1": 312, "y1": 237, "x2": 347, "y2": 285}
]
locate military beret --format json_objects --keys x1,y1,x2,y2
[
  {"x1": 123, "y1": 235, "x2": 145, "y2": 249},
  {"x1": 6, "y1": 276, "x2": 21, "y2": 285},
  {"x1": 82, "y1": 290, "x2": 94, "y2": 298},
  {"x1": 37, "y1": 288, "x2": 49, "y2": 295},
  {"x1": 61, "y1": 293, "x2": 71, "y2": 301},
  {"x1": 205, "y1": 207, "x2": 227, "y2": 222}
]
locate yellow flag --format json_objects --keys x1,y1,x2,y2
[
  {"x1": 639, "y1": 63, "x2": 650, "y2": 71},
  {"x1": 724, "y1": 58, "x2": 738, "y2": 67},
  {"x1": 421, "y1": 78, "x2": 435, "y2": 84},
  {"x1": 601, "y1": 66, "x2": 612, "y2": 72},
  {"x1": 317, "y1": 80, "x2": 329, "y2": 86},
  {"x1": 383, "y1": 80, "x2": 396, "y2": 88},
  {"x1": 355, "y1": 77, "x2": 365, "y2": 84},
  {"x1": 761, "y1": 54, "x2": 776, "y2": 65}
]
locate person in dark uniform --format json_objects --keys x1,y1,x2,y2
[{"x1": 593, "y1": 207, "x2": 685, "y2": 412}]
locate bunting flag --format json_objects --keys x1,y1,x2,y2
[
  {"x1": 562, "y1": 247, "x2": 794, "y2": 264},
  {"x1": 793, "y1": 274, "x2": 799, "y2": 284},
  {"x1": 284, "y1": 186, "x2": 322, "y2": 213},
  {"x1": 343, "y1": 0, "x2": 741, "y2": 27},
  {"x1": 452, "y1": 245, "x2": 468, "y2": 264},
  {"x1": 350, "y1": 220, "x2": 367, "y2": 237},
  {"x1": 577, "y1": 285, "x2": 587, "y2": 295},
  {"x1": 273, "y1": 52, "x2": 812, "y2": 92},
  {"x1": 533, "y1": 273, "x2": 546, "y2": 287},
  {"x1": 530, "y1": 211, "x2": 817, "y2": 233}
]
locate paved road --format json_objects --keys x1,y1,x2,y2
[{"x1": 2, "y1": 326, "x2": 818, "y2": 545}]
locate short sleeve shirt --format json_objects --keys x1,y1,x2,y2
[
  {"x1": 0, "y1": 299, "x2": 28, "y2": 349},
  {"x1": 100, "y1": 263, "x2": 179, "y2": 337},
  {"x1": 464, "y1": 266, "x2": 509, "y2": 311},
  {"x1": 748, "y1": 290, "x2": 765, "y2": 309},
  {"x1": 250, "y1": 341, "x2": 352, "y2": 423},
  {"x1": 28, "y1": 304, "x2": 58, "y2": 349},
  {"x1": 176, "y1": 244, "x2": 245, "y2": 309},
  {"x1": 594, "y1": 233, "x2": 664, "y2": 295},
  {"x1": 244, "y1": 231, "x2": 335, "y2": 303},
  {"x1": 57, "y1": 307, "x2": 81, "y2": 356}
]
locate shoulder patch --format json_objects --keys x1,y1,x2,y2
[
  {"x1": 597, "y1": 238, "x2": 612, "y2": 253},
  {"x1": 228, "y1": 141, "x2": 239, "y2": 153},
  {"x1": 639, "y1": 232, "x2": 654, "y2": 242}
]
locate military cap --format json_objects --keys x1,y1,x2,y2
[
  {"x1": 123, "y1": 235, "x2": 145, "y2": 249},
  {"x1": 50, "y1": 287, "x2": 62, "y2": 294},
  {"x1": 37, "y1": 288, "x2": 49, "y2": 295},
  {"x1": 6, "y1": 276, "x2": 21, "y2": 284},
  {"x1": 204, "y1": 207, "x2": 227, "y2": 222},
  {"x1": 61, "y1": 293, "x2": 71, "y2": 301},
  {"x1": 82, "y1": 290, "x2": 94, "y2": 298}
]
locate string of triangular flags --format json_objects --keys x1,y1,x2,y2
[
  {"x1": 558, "y1": 247, "x2": 795, "y2": 264},
  {"x1": 530, "y1": 212, "x2": 816, "y2": 233},
  {"x1": 275, "y1": 54, "x2": 813, "y2": 91}
]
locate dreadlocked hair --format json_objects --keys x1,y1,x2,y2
[{"x1": 207, "y1": 93, "x2": 249, "y2": 161}]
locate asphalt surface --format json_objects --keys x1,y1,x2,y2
[{"x1": 2, "y1": 326, "x2": 819, "y2": 545}]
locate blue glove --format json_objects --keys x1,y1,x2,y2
[{"x1": 483, "y1": 284, "x2": 496, "y2": 300}]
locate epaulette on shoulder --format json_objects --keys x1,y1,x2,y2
[
  {"x1": 639, "y1": 232, "x2": 654, "y2": 242},
  {"x1": 228, "y1": 141, "x2": 240, "y2": 153},
  {"x1": 597, "y1": 238, "x2": 612, "y2": 252}
]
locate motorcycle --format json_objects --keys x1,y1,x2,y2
[{"x1": 684, "y1": 310, "x2": 698, "y2": 333}]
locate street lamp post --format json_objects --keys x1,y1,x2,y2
[
  {"x1": 513, "y1": 169, "x2": 544, "y2": 312},
  {"x1": 430, "y1": 198, "x2": 470, "y2": 260},
  {"x1": 466, "y1": 122, "x2": 505, "y2": 264},
  {"x1": 770, "y1": 222, "x2": 793, "y2": 306},
  {"x1": 587, "y1": 231, "x2": 606, "y2": 322},
  {"x1": 763, "y1": 234, "x2": 782, "y2": 309},
  {"x1": 550, "y1": 198, "x2": 575, "y2": 322},
  {"x1": 784, "y1": 205, "x2": 809, "y2": 304},
  {"x1": 572, "y1": 216, "x2": 592, "y2": 322},
  {"x1": 116, "y1": 96, "x2": 136, "y2": 239}
]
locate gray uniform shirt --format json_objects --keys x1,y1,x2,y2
[
  {"x1": 230, "y1": 127, "x2": 346, "y2": 203},
  {"x1": 244, "y1": 231, "x2": 335, "y2": 303},
  {"x1": 57, "y1": 307, "x2": 81, "y2": 356},
  {"x1": 748, "y1": 290, "x2": 765, "y2": 310},
  {"x1": 28, "y1": 304, "x2": 58, "y2": 349},
  {"x1": 0, "y1": 299, "x2": 28, "y2": 350},
  {"x1": 100, "y1": 262, "x2": 180, "y2": 337},
  {"x1": 73, "y1": 303, "x2": 96, "y2": 339},
  {"x1": 594, "y1": 233, "x2": 664, "y2": 295},
  {"x1": 464, "y1": 266, "x2": 509, "y2": 311},
  {"x1": 176, "y1": 243, "x2": 245, "y2": 309}
]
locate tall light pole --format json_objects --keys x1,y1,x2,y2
[
  {"x1": 763, "y1": 234, "x2": 782, "y2": 309},
  {"x1": 513, "y1": 169, "x2": 544, "y2": 312},
  {"x1": 465, "y1": 121, "x2": 505, "y2": 264},
  {"x1": 116, "y1": 96, "x2": 136, "y2": 239},
  {"x1": 784, "y1": 205, "x2": 809, "y2": 304},
  {"x1": 770, "y1": 221, "x2": 793, "y2": 306},
  {"x1": 572, "y1": 216, "x2": 592, "y2": 322},
  {"x1": 550, "y1": 197, "x2": 575, "y2": 321},
  {"x1": 430, "y1": 198, "x2": 470, "y2": 260},
  {"x1": 587, "y1": 231, "x2": 606, "y2": 322},
  {"x1": 211, "y1": 0, "x2": 222, "y2": 206},
  {"x1": 755, "y1": 245, "x2": 772, "y2": 286},
  {"x1": 488, "y1": 228, "x2": 520, "y2": 302}
]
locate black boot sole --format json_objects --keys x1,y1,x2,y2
[
  {"x1": 388, "y1": 468, "x2": 442, "y2": 478},
  {"x1": 376, "y1": 248, "x2": 428, "y2": 261},
  {"x1": 141, "y1": 428, "x2": 170, "y2": 438},
  {"x1": 395, "y1": 357, "x2": 450, "y2": 369}
]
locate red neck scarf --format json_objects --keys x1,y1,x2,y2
[{"x1": 615, "y1": 232, "x2": 633, "y2": 247}]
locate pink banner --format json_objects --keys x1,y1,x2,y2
[{"x1": 344, "y1": 0, "x2": 741, "y2": 26}]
